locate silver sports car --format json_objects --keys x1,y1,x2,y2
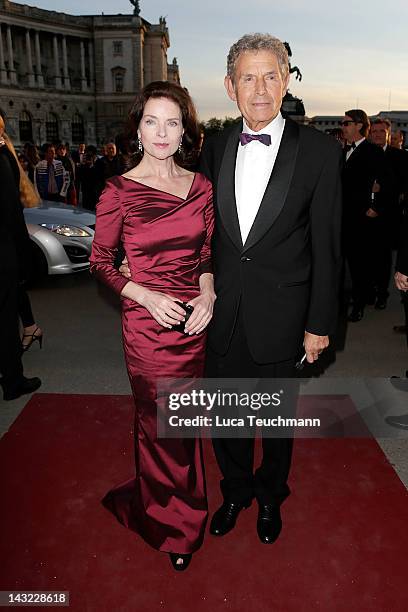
[{"x1": 24, "y1": 201, "x2": 96, "y2": 277}]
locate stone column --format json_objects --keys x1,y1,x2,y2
[
  {"x1": 88, "y1": 40, "x2": 94, "y2": 90},
  {"x1": 34, "y1": 31, "x2": 44, "y2": 87},
  {"x1": 62, "y1": 36, "x2": 70, "y2": 89},
  {"x1": 0, "y1": 25, "x2": 8, "y2": 84},
  {"x1": 80, "y1": 40, "x2": 87, "y2": 91},
  {"x1": 53, "y1": 35, "x2": 62, "y2": 88},
  {"x1": 6, "y1": 25, "x2": 17, "y2": 84},
  {"x1": 25, "y1": 30, "x2": 35, "y2": 87}
]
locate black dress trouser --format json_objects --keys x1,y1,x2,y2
[{"x1": 205, "y1": 306, "x2": 296, "y2": 507}]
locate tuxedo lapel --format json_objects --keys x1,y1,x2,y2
[
  {"x1": 216, "y1": 122, "x2": 243, "y2": 251},
  {"x1": 345, "y1": 139, "x2": 367, "y2": 165},
  {"x1": 242, "y1": 118, "x2": 300, "y2": 253}
]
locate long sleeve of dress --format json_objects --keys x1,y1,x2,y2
[
  {"x1": 199, "y1": 179, "x2": 214, "y2": 275},
  {"x1": 89, "y1": 178, "x2": 129, "y2": 296}
]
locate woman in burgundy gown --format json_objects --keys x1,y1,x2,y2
[{"x1": 90, "y1": 82, "x2": 215, "y2": 571}]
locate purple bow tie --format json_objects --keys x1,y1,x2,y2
[{"x1": 239, "y1": 132, "x2": 271, "y2": 146}]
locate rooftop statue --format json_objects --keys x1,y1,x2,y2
[
  {"x1": 284, "y1": 42, "x2": 302, "y2": 82},
  {"x1": 129, "y1": 0, "x2": 141, "y2": 16}
]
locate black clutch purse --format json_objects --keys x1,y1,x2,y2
[{"x1": 172, "y1": 301, "x2": 194, "y2": 333}]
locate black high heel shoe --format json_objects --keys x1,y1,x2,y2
[
  {"x1": 22, "y1": 327, "x2": 43, "y2": 352},
  {"x1": 169, "y1": 553, "x2": 192, "y2": 571}
]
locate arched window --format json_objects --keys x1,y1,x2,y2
[
  {"x1": 111, "y1": 67, "x2": 126, "y2": 93},
  {"x1": 19, "y1": 110, "x2": 33, "y2": 143},
  {"x1": 46, "y1": 112, "x2": 59, "y2": 143},
  {"x1": 71, "y1": 112, "x2": 85, "y2": 144}
]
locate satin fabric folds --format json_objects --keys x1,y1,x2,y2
[{"x1": 90, "y1": 173, "x2": 214, "y2": 553}]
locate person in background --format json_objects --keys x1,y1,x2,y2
[
  {"x1": 0, "y1": 117, "x2": 41, "y2": 400},
  {"x1": 6, "y1": 140, "x2": 44, "y2": 351},
  {"x1": 366, "y1": 118, "x2": 396, "y2": 309},
  {"x1": 77, "y1": 150, "x2": 99, "y2": 211},
  {"x1": 71, "y1": 142, "x2": 86, "y2": 165},
  {"x1": 372, "y1": 119, "x2": 408, "y2": 237},
  {"x1": 95, "y1": 142, "x2": 122, "y2": 197},
  {"x1": 56, "y1": 142, "x2": 77, "y2": 206},
  {"x1": 24, "y1": 142, "x2": 40, "y2": 184},
  {"x1": 390, "y1": 130, "x2": 405, "y2": 150},
  {"x1": 71, "y1": 143, "x2": 86, "y2": 196},
  {"x1": 341, "y1": 109, "x2": 388, "y2": 321},
  {"x1": 35, "y1": 143, "x2": 67, "y2": 203}
]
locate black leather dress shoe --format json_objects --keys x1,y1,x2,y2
[
  {"x1": 169, "y1": 552, "x2": 192, "y2": 571},
  {"x1": 393, "y1": 325, "x2": 407, "y2": 334},
  {"x1": 348, "y1": 307, "x2": 364, "y2": 322},
  {"x1": 385, "y1": 413, "x2": 408, "y2": 429},
  {"x1": 257, "y1": 505, "x2": 282, "y2": 544},
  {"x1": 2, "y1": 376, "x2": 41, "y2": 401},
  {"x1": 210, "y1": 501, "x2": 251, "y2": 536},
  {"x1": 375, "y1": 297, "x2": 387, "y2": 310}
]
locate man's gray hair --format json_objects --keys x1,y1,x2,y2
[{"x1": 227, "y1": 33, "x2": 289, "y2": 82}]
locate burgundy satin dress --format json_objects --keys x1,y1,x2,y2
[{"x1": 90, "y1": 172, "x2": 214, "y2": 554}]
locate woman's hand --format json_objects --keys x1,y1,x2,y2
[
  {"x1": 119, "y1": 256, "x2": 131, "y2": 279},
  {"x1": 185, "y1": 290, "x2": 216, "y2": 335},
  {"x1": 123, "y1": 283, "x2": 186, "y2": 329}
]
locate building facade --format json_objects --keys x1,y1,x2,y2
[{"x1": 0, "y1": 0, "x2": 180, "y2": 146}]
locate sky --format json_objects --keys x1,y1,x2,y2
[{"x1": 15, "y1": 0, "x2": 408, "y2": 121}]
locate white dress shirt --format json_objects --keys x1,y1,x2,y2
[
  {"x1": 235, "y1": 113, "x2": 285, "y2": 244},
  {"x1": 346, "y1": 136, "x2": 365, "y2": 161}
]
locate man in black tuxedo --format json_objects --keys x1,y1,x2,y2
[
  {"x1": 370, "y1": 119, "x2": 408, "y2": 299},
  {"x1": 199, "y1": 34, "x2": 342, "y2": 543},
  {"x1": 341, "y1": 109, "x2": 387, "y2": 321}
]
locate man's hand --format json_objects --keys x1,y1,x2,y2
[
  {"x1": 185, "y1": 291, "x2": 216, "y2": 335},
  {"x1": 366, "y1": 208, "x2": 378, "y2": 218},
  {"x1": 304, "y1": 331, "x2": 329, "y2": 364},
  {"x1": 395, "y1": 271, "x2": 408, "y2": 292},
  {"x1": 119, "y1": 256, "x2": 131, "y2": 279}
]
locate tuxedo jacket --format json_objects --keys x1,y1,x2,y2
[
  {"x1": 384, "y1": 146, "x2": 408, "y2": 208},
  {"x1": 396, "y1": 213, "x2": 408, "y2": 275},
  {"x1": 342, "y1": 139, "x2": 387, "y2": 225},
  {"x1": 199, "y1": 117, "x2": 342, "y2": 363}
]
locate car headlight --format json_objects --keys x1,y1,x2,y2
[{"x1": 40, "y1": 224, "x2": 91, "y2": 237}]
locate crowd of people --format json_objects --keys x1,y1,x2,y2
[
  {"x1": 328, "y1": 115, "x2": 408, "y2": 321},
  {"x1": 16, "y1": 140, "x2": 131, "y2": 210}
]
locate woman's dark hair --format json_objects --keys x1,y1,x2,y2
[{"x1": 127, "y1": 81, "x2": 201, "y2": 169}]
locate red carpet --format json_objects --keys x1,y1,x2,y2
[{"x1": 0, "y1": 393, "x2": 407, "y2": 612}]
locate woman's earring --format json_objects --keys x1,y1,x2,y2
[
  {"x1": 138, "y1": 138, "x2": 143, "y2": 153},
  {"x1": 178, "y1": 137, "x2": 183, "y2": 155}
]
